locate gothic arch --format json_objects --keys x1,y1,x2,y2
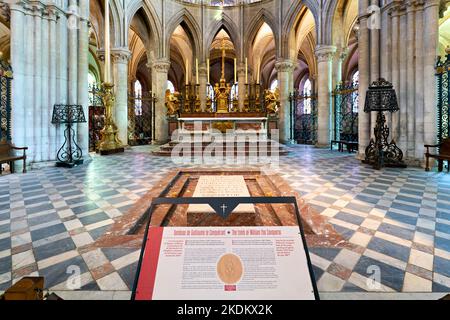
[
  {"x1": 110, "y1": 0, "x2": 125, "y2": 47},
  {"x1": 245, "y1": 8, "x2": 279, "y2": 60},
  {"x1": 205, "y1": 14, "x2": 241, "y2": 60},
  {"x1": 89, "y1": 0, "x2": 123, "y2": 49},
  {"x1": 128, "y1": 29, "x2": 148, "y2": 82},
  {"x1": 322, "y1": 0, "x2": 342, "y2": 45},
  {"x1": 324, "y1": 0, "x2": 358, "y2": 47},
  {"x1": 126, "y1": 0, "x2": 162, "y2": 57},
  {"x1": 165, "y1": 9, "x2": 202, "y2": 60},
  {"x1": 282, "y1": 0, "x2": 318, "y2": 60}
]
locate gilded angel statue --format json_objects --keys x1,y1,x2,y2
[
  {"x1": 165, "y1": 89, "x2": 180, "y2": 116},
  {"x1": 265, "y1": 87, "x2": 280, "y2": 115}
]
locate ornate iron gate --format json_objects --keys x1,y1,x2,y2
[
  {"x1": 128, "y1": 91, "x2": 156, "y2": 145},
  {"x1": 333, "y1": 82, "x2": 359, "y2": 142},
  {"x1": 289, "y1": 91, "x2": 318, "y2": 144},
  {"x1": 436, "y1": 51, "x2": 450, "y2": 143},
  {"x1": 88, "y1": 83, "x2": 105, "y2": 152},
  {"x1": 0, "y1": 57, "x2": 12, "y2": 142}
]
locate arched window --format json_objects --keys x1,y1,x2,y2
[
  {"x1": 270, "y1": 79, "x2": 278, "y2": 92},
  {"x1": 207, "y1": 84, "x2": 215, "y2": 111},
  {"x1": 231, "y1": 83, "x2": 238, "y2": 100},
  {"x1": 134, "y1": 80, "x2": 143, "y2": 116},
  {"x1": 352, "y1": 71, "x2": 359, "y2": 85},
  {"x1": 167, "y1": 80, "x2": 175, "y2": 93},
  {"x1": 88, "y1": 72, "x2": 97, "y2": 88},
  {"x1": 303, "y1": 79, "x2": 312, "y2": 115}
]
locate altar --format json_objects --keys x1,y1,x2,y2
[
  {"x1": 177, "y1": 115, "x2": 269, "y2": 136},
  {"x1": 164, "y1": 36, "x2": 281, "y2": 140}
]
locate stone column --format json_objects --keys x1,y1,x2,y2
[
  {"x1": 152, "y1": 59, "x2": 171, "y2": 144},
  {"x1": 315, "y1": 45, "x2": 336, "y2": 148},
  {"x1": 406, "y1": 4, "x2": 416, "y2": 159},
  {"x1": 56, "y1": 6, "x2": 68, "y2": 156},
  {"x1": 41, "y1": 10, "x2": 49, "y2": 161},
  {"x1": 275, "y1": 60, "x2": 294, "y2": 144},
  {"x1": 238, "y1": 64, "x2": 246, "y2": 112},
  {"x1": 423, "y1": 0, "x2": 440, "y2": 148},
  {"x1": 358, "y1": 0, "x2": 371, "y2": 159},
  {"x1": 68, "y1": 0, "x2": 78, "y2": 106},
  {"x1": 390, "y1": 6, "x2": 401, "y2": 143},
  {"x1": 77, "y1": 0, "x2": 90, "y2": 159},
  {"x1": 398, "y1": 10, "x2": 408, "y2": 152},
  {"x1": 198, "y1": 64, "x2": 207, "y2": 111},
  {"x1": 48, "y1": 9, "x2": 58, "y2": 160},
  {"x1": 414, "y1": 4, "x2": 425, "y2": 162},
  {"x1": 112, "y1": 49, "x2": 132, "y2": 146},
  {"x1": 370, "y1": 0, "x2": 380, "y2": 135},
  {"x1": 33, "y1": 4, "x2": 42, "y2": 163},
  {"x1": 10, "y1": 4, "x2": 26, "y2": 151}
]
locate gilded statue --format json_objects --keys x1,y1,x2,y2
[
  {"x1": 214, "y1": 80, "x2": 231, "y2": 113},
  {"x1": 165, "y1": 89, "x2": 180, "y2": 117},
  {"x1": 265, "y1": 88, "x2": 280, "y2": 115}
]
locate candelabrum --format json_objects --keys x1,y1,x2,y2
[
  {"x1": 195, "y1": 84, "x2": 201, "y2": 113},
  {"x1": 97, "y1": 82, "x2": 124, "y2": 155}
]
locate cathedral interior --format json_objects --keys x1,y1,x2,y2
[{"x1": 0, "y1": 0, "x2": 450, "y2": 301}]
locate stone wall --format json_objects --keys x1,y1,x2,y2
[{"x1": 9, "y1": 0, "x2": 89, "y2": 166}]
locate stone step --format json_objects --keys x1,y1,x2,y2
[
  {"x1": 160, "y1": 145, "x2": 284, "y2": 152},
  {"x1": 168, "y1": 141, "x2": 281, "y2": 147},
  {"x1": 153, "y1": 147, "x2": 289, "y2": 157},
  {"x1": 152, "y1": 150, "x2": 289, "y2": 157}
]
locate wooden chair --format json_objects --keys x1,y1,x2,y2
[
  {"x1": 0, "y1": 141, "x2": 28, "y2": 174},
  {"x1": 425, "y1": 138, "x2": 450, "y2": 172}
]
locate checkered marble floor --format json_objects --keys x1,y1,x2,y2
[{"x1": 0, "y1": 145, "x2": 449, "y2": 296}]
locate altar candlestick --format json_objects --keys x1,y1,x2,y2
[
  {"x1": 196, "y1": 58, "x2": 199, "y2": 85},
  {"x1": 207, "y1": 58, "x2": 210, "y2": 84},
  {"x1": 257, "y1": 58, "x2": 260, "y2": 84},
  {"x1": 234, "y1": 58, "x2": 237, "y2": 84},
  {"x1": 186, "y1": 59, "x2": 189, "y2": 85},
  {"x1": 245, "y1": 57, "x2": 248, "y2": 84},
  {"x1": 104, "y1": 0, "x2": 111, "y2": 83}
]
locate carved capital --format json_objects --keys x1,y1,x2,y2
[
  {"x1": 339, "y1": 47, "x2": 349, "y2": 61},
  {"x1": 275, "y1": 60, "x2": 294, "y2": 72},
  {"x1": 315, "y1": 45, "x2": 337, "y2": 63},
  {"x1": 198, "y1": 66, "x2": 208, "y2": 76},
  {"x1": 111, "y1": 48, "x2": 132, "y2": 64},
  {"x1": 152, "y1": 59, "x2": 171, "y2": 73}
]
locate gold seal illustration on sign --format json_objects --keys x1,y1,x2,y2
[{"x1": 217, "y1": 254, "x2": 243, "y2": 284}]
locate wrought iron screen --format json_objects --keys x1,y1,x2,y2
[
  {"x1": 0, "y1": 58, "x2": 12, "y2": 142},
  {"x1": 128, "y1": 91, "x2": 156, "y2": 145},
  {"x1": 290, "y1": 91, "x2": 318, "y2": 145},
  {"x1": 436, "y1": 52, "x2": 450, "y2": 143},
  {"x1": 88, "y1": 84, "x2": 105, "y2": 152},
  {"x1": 333, "y1": 82, "x2": 359, "y2": 142}
]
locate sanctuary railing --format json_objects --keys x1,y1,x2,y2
[
  {"x1": 289, "y1": 91, "x2": 318, "y2": 145},
  {"x1": 332, "y1": 82, "x2": 359, "y2": 143},
  {"x1": 88, "y1": 83, "x2": 105, "y2": 152},
  {"x1": 436, "y1": 50, "x2": 450, "y2": 143},
  {"x1": 0, "y1": 56, "x2": 12, "y2": 143},
  {"x1": 128, "y1": 91, "x2": 156, "y2": 145}
]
